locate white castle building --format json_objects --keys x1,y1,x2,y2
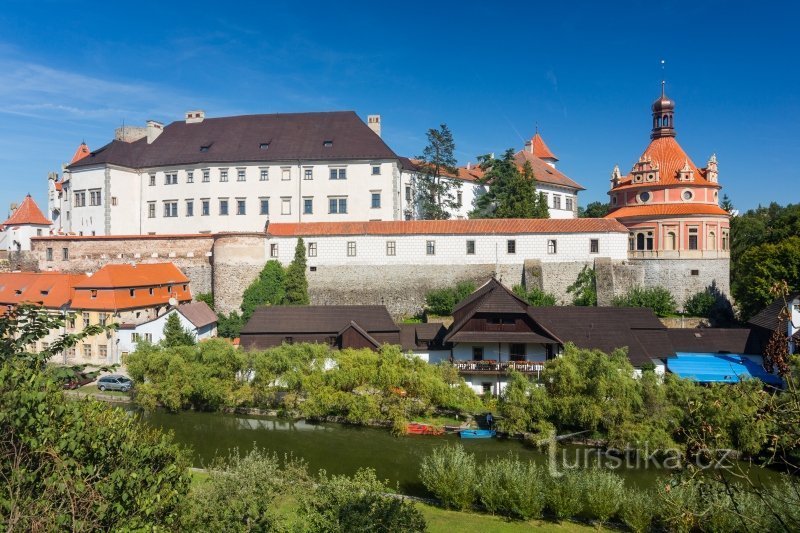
[{"x1": 48, "y1": 111, "x2": 582, "y2": 236}]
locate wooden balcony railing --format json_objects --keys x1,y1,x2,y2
[{"x1": 452, "y1": 360, "x2": 545, "y2": 374}]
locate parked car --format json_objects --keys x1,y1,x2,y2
[
  {"x1": 97, "y1": 375, "x2": 133, "y2": 392},
  {"x1": 62, "y1": 372, "x2": 95, "y2": 390}
]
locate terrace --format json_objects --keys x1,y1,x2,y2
[{"x1": 452, "y1": 360, "x2": 545, "y2": 375}]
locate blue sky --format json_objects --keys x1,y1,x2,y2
[{"x1": 0, "y1": 0, "x2": 797, "y2": 217}]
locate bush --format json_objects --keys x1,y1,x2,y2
[
  {"x1": 619, "y1": 487, "x2": 656, "y2": 533},
  {"x1": 567, "y1": 265, "x2": 597, "y2": 306},
  {"x1": 580, "y1": 468, "x2": 624, "y2": 523},
  {"x1": 425, "y1": 281, "x2": 476, "y2": 316},
  {"x1": 512, "y1": 285, "x2": 557, "y2": 306},
  {"x1": 300, "y1": 468, "x2": 426, "y2": 532},
  {"x1": 419, "y1": 444, "x2": 477, "y2": 510},
  {"x1": 612, "y1": 286, "x2": 677, "y2": 317},
  {"x1": 477, "y1": 456, "x2": 546, "y2": 519},
  {"x1": 683, "y1": 289, "x2": 716, "y2": 317},
  {"x1": 545, "y1": 470, "x2": 583, "y2": 520}
]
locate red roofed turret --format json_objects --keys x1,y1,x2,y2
[
  {"x1": 70, "y1": 142, "x2": 90, "y2": 164},
  {"x1": 1, "y1": 194, "x2": 52, "y2": 229}
]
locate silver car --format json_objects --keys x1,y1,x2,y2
[{"x1": 97, "y1": 375, "x2": 133, "y2": 392}]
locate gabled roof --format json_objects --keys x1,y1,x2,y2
[
  {"x1": 70, "y1": 142, "x2": 91, "y2": 164},
  {"x1": 266, "y1": 218, "x2": 627, "y2": 237},
  {"x1": 748, "y1": 293, "x2": 800, "y2": 332},
  {"x1": 1, "y1": 195, "x2": 52, "y2": 229},
  {"x1": 512, "y1": 150, "x2": 585, "y2": 191},
  {"x1": 68, "y1": 111, "x2": 398, "y2": 170},
  {"x1": 605, "y1": 203, "x2": 729, "y2": 219},
  {"x1": 240, "y1": 305, "x2": 399, "y2": 335},
  {"x1": 339, "y1": 321, "x2": 381, "y2": 348},
  {"x1": 178, "y1": 301, "x2": 217, "y2": 328},
  {"x1": 74, "y1": 263, "x2": 189, "y2": 289},
  {"x1": 398, "y1": 322, "x2": 449, "y2": 351},
  {"x1": 530, "y1": 133, "x2": 558, "y2": 161},
  {"x1": 665, "y1": 328, "x2": 758, "y2": 355},
  {"x1": 0, "y1": 272, "x2": 85, "y2": 308}
]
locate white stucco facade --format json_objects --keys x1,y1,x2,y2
[
  {"x1": 0, "y1": 223, "x2": 50, "y2": 252},
  {"x1": 117, "y1": 307, "x2": 217, "y2": 356}
]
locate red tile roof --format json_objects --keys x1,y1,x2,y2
[
  {"x1": 74, "y1": 263, "x2": 189, "y2": 289},
  {"x1": 530, "y1": 133, "x2": 557, "y2": 160},
  {"x1": 267, "y1": 218, "x2": 627, "y2": 237},
  {"x1": 605, "y1": 204, "x2": 729, "y2": 219},
  {"x1": 611, "y1": 137, "x2": 717, "y2": 190},
  {"x1": 0, "y1": 272, "x2": 85, "y2": 308},
  {"x1": 513, "y1": 150, "x2": 585, "y2": 190},
  {"x1": 70, "y1": 142, "x2": 91, "y2": 164},
  {"x1": 1, "y1": 195, "x2": 51, "y2": 229}
]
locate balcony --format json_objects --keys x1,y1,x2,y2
[{"x1": 452, "y1": 360, "x2": 545, "y2": 375}]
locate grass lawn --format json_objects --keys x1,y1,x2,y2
[
  {"x1": 75, "y1": 384, "x2": 131, "y2": 398},
  {"x1": 189, "y1": 470, "x2": 607, "y2": 532}
]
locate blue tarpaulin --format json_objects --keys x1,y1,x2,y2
[{"x1": 667, "y1": 353, "x2": 783, "y2": 386}]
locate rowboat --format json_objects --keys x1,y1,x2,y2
[
  {"x1": 459, "y1": 429, "x2": 496, "y2": 439},
  {"x1": 406, "y1": 422, "x2": 445, "y2": 436}
]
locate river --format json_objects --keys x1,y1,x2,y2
[{"x1": 138, "y1": 410, "x2": 783, "y2": 497}]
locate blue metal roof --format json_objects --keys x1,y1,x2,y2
[{"x1": 667, "y1": 353, "x2": 783, "y2": 386}]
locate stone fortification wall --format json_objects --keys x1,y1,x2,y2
[
  {"x1": 633, "y1": 257, "x2": 730, "y2": 308},
  {"x1": 30, "y1": 235, "x2": 215, "y2": 296},
  {"x1": 211, "y1": 233, "x2": 269, "y2": 315}
]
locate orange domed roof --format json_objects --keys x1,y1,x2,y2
[{"x1": 610, "y1": 136, "x2": 716, "y2": 191}]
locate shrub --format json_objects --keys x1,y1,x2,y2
[
  {"x1": 300, "y1": 468, "x2": 426, "y2": 532},
  {"x1": 477, "y1": 456, "x2": 546, "y2": 519},
  {"x1": 580, "y1": 468, "x2": 624, "y2": 523},
  {"x1": 612, "y1": 286, "x2": 677, "y2": 317},
  {"x1": 619, "y1": 487, "x2": 656, "y2": 533},
  {"x1": 419, "y1": 444, "x2": 477, "y2": 510},
  {"x1": 512, "y1": 284, "x2": 557, "y2": 306},
  {"x1": 545, "y1": 470, "x2": 583, "y2": 520},
  {"x1": 567, "y1": 265, "x2": 597, "y2": 306},
  {"x1": 683, "y1": 289, "x2": 716, "y2": 317},
  {"x1": 425, "y1": 281, "x2": 476, "y2": 316}
]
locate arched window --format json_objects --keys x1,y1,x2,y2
[
  {"x1": 708, "y1": 231, "x2": 716, "y2": 250},
  {"x1": 666, "y1": 232, "x2": 676, "y2": 250},
  {"x1": 636, "y1": 233, "x2": 645, "y2": 250}
]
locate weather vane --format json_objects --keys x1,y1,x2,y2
[{"x1": 660, "y1": 59, "x2": 666, "y2": 95}]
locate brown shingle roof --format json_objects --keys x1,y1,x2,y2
[
  {"x1": 178, "y1": 301, "x2": 217, "y2": 328},
  {"x1": 398, "y1": 322, "x2": 449, "y2": 351},
  {"x1": 240, "y1": 305, "x2": 399, "y2": 335},
  {"x1": 68, "y1": 111, "x2": 398, "y2": 170}
]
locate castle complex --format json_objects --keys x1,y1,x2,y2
[{"x1": 17, "y1": 85, "x2": 729, "y2": 317}]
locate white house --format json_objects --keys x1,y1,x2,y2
[
  {"x1": 117, "y1": 301, "x2": 217, "y2": 355},
  {"x1": 399, "y1": 133, "x2": 584, "y2": 221},
  {"x1": 50, "y1": 111, "x2": 403, "y2": 236},
  {"x1": 0, "y1": 195, "x2": 53, "y2": 253}
]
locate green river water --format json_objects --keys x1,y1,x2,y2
[{"x1": 139, "y1": 410, "x2": 783, "y2": 497}]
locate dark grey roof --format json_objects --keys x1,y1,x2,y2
[
  {"x1": 665, "y1": 328, "x2": 758, "y2": 355},
  {"x1": 748, "y1": 293, "x2": 800, "y2": 332},
  {"x1": 240, "y1": 305, "x2": 399, "y2": 335},
  {"x1": 398, "y1": 323, "x2": 449, "y2": 351},
  {"x1": 68, "y1": 112, "x2": 398, "y2": 170},
  {"x1": 178, "y1": 301, "x2": 217, "y2": 328}
]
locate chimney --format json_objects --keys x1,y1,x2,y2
[
  {"x1": 466, "y1": 162, "x2": 471, "y2": 170},
  {"x1": 367, "y1": 114, "x2": 381, "y2": 137},
  {"x1": 185, "y1": 110, "x2": 205, "y2": 124},
  {"x1": 146, "y1": 120, "x2": 164, "y2": 144},
  {"x1": 524, "y1": 139, "x2": 533, "y2": 153}
]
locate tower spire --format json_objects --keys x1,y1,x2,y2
[{"x1": 651, "y1": 60, "x2": 675, "y2": 140}]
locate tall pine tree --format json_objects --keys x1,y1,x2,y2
[
  {"x1": 414, "y1": 124, "x2": 461, "y2": 219},
  {"x1": 471, "y1": 150, "x2": 549, "y2": 219},
  {"x1": 161, "y1": 312, "x2": 196, "y2": 347},
  {"x1": 283, "y1": 238, "x2": 310, "y2": 305}
]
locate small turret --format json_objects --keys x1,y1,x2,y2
[
  {"x1": 705, "y1": 153, "x2": 718, "y2": 183},
  {"x1": 651, "y1": 81, "x2": 676, "y2": 139}
]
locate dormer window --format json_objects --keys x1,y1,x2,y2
[
  {"x1": 91, "y1": 289, "x2": 98, "y2": 298},
  {"x1": 323, "y1": 140, "x2": 333, "y2": 147},
  {"x1": 200, "y1": 145, "x2": 210, "y2": 152},
  {"x1": 259, "y1": 143, "x2": 270, "y2": 150},
  {"x1": 149, "y1": 288, "x2": 154, "y2": 296},
  {"x1": 130, "y1": 289, "x2": 135, "y2": 297}
]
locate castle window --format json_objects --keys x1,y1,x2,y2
[
  {"x1": 165, "y1": 173, "x2": 178, "y2": 185},
  {"x1": 682, "y1": 190, "x2": 693, "y2": 201},
  {"x1": 62, "y1": 248, "x2": 69, "y2": 260},
  {"x1": 270, "y1": 244, "x2": 278, "y2": 257},
  {"x1": 457, "y1": 190, "x2": 463, "y2": 206},
  {"x1": 202, "y1": 169, "x2": 210, "y2": 182},
  {"x1": 281, "y1": 197, "x2": 291, "y2": 215},
  {"x1": 566, "y1": 197, "x2": 573, "y2": 211},
  {"x1": 163, "y1": 201, "x2": 178, "y2": 217},
  {"x1": 688, "y1": 227, "x2": 698, "y2": 250},
  {"x1": 186, "y1": 200, "x2": 194, "y2": 217},
  {"x1": 590, "y1": 239, "x2": 599, "y2": 254},
  {"x1": 89, "y1": 189, "x2": 102, "y2": 206},
  {"x1": 507, "y1": 240, "x2": 516, "y2": 254},
  {"x1": 405, "y1": 186, "x2": 412, "y2": 202},
  {"x1": 722, "y1": 230, "x2": 729, "y2": 251},
  {"x1": 303, "y1": 197, "x2": 313, "y2": 214},
  {"x1": 708, "y1": 231, "x2": 716, "y2": 250},
  {"x1": 372, "y1": 165, "x2": 381, "y2": 175},
  {"x1": 148, "y1": 202, "x2": 156, "y2": 219},
  {"x1": 639, "y1": 191, "x2": 651, "y2": 203},
  {"x1": 260, "y1": 168, "x2": 269, "y2": 181},
  {"x1": 466, "y1": 240, "x2": 475, "y2": 255},
  {"x1": 552, "y1": 195, "x2": 561, "y2": 209},
  {"x1": 636, "y1": 233, "x2": 645, "y2": 250},
  {"x1": 547, "y1": 239, "x2": 557, "y2": 255},
  {"x1": 219, "y1": 199, "x2": 229, "y2": 216},
  {"x1": 46, "y1": 247, "x2": 53, "y2": 261},
  {"x1": 426, "y1": 240, "x2": 436, "y2": 256},
  {"x1": 260, "y1": 198, "x2": 269, "y2": 215},
  {"x1": 691, "y1": 269, "x2": 700, "y2": 276},
  {"x1": 347, "y1": 241, "x2": 356, "y2": 257},
  {"x1": 237, "y1": 168, "x2": 246, "y2": 182},
  {"x1": 304, "y1": 167, "x2": 313, "y2": 180},
  {"x1": 329, "y1": 167, "x2": 347, "y2": 180},
  {"x1": 236, "y1": 199, "x2": 246, "y2": 215},
  {"x1": 187, "y1": 170, "x2": 194, "y2": 183},
  {"x1": 666, "y1": 231, "x2": 676, "y2": 251},
  {"x1": 371, "y1": 192, "x2": 381, "y2": 209},
  {"x1": 74, "y1": 190, "x2": 86, "y2": 207},
  {"x1": 149, "y1": 174, "x2": 156, "y2": 186},
  {"x1": 386, "y1": 241, "x2": 396, "y2": 256},
  {"x1": 472, "y1": 347, "x2": 484, "y2": 361},
  {"x1": 308, "y1": 242, "x2": 317, "y2": 257},
  {"x1": 201, "y1": 199, "x2": 210, "y2": 216},
  {"x1": 219, "y1": 168, "x2": 228, "y2": 182},
  {"x1": 282, "y1": 168, "x2": 291, "y2": 181}
]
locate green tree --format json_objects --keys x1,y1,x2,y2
[
  {"x1": 283, "y1": 238, "x2": 310, "y2": 305},
  {"x1": 512, "y1": 284, "x2": 557, "y2": 306},
  {"x1": 162, "y1": 311, "x2": 196, "y2": 347},
  {"x1": 240, "y1": 259, "x2": 286, "y2": 321},
  {"x1": 425, "y1": 281, "x2": 475, "y2": 316},
  {"x1": 471, "y1": 150, "x2": 548, "y2": 219},
  {"x1": 567, "y1": 265, "x2": 597, "y2": 306},
  {"x1": 612, "y1": 285, "x2": 677, "y2": 317},
  {"x1": 0, "y1": 305, "x2": 190, "y2": 530},
  {"x1": 577, "y1": 201, "x2": 610, "y2": 218},
  {"x1": 217, "y1": 311, "x2": 244, "y2": 339},
  {"x1": 415, "y1": 124, "x2": 460, "y2": 220},
  {"x1": 720, "y1": 193, "x2": 734, "y2": 213},
  {"x1": 734, "y1": 236, "x2": 800, "y2": 320}
]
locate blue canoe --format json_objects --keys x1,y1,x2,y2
[{"x1": 459, "y1": 429, "x2": 496, "y2": 439}]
